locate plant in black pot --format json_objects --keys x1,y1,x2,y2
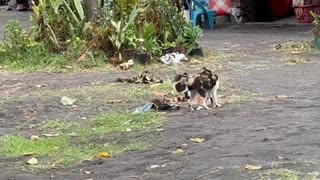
[
  {"x1": 175, "y1": 25, "x2": 203, "y2": 56},
  {"x1": 142, "y1": 37, "x2": 161, "y2": 60},
  {"x1": 310, "y1": 11, "x2": 320, "y2": 50},
  {"x1": 134, "y1": 22, "x2": 161, "y2": 64}
]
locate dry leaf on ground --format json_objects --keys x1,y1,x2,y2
[
  {"x1": 43, "y1": 133, "x2": 59, "y2": 137},
  {"x1": 150, "y1": 83, "x2": 161, "y2": 89},
  {"x1": 152, "y1": 92, "x2": 168, "y2": 97},
  {"x1": 172, "y1": 148, "x2": 184, "y2": 154},
  {"x1": 244, "y1": 164, "x2": 262, "y2": 170},
  {"x1": 190, "y1": 137, "x2": 205, "y2": 143},
  {"x1": 95, "y1": 152, "x2": 110, "y2": 159},
  {"x1": 22, "y1": 152, "x2": 34, "y2": 156}
]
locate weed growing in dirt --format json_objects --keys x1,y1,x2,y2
[
  {"x1": 24, "y1": 83, "x2": 153, "y2": 107},
  {"x1": 90, "y1": 112, "x2": 164, "y2": 135},
  {"x1": 281, "y1": 56, "x2": 309, "y2": 65},
  {"x1": 0, "y1": 112, "x2": 163, "y2": 170},
  {"x1": 41, "y1": 120, "x2": 81, "y2": 133},
  {"x1": 256, "y1": 168, "x2": 300, "y2": 180},
  {"x1": 276, "y1": 41, "x2": 320, "y2": 55},
  {"x1": 150, "y1": 80, "x2": 173, "y2": 94}
]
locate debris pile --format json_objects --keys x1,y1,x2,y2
[{"x1": 115, "y1": 70, "x2": 163, "y2": 84}]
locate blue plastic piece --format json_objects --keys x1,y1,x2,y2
[{"x1": 186, "y1": 0, "x2": 215, "y2": 30}]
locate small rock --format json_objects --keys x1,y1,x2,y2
[
  {"x1": 60, "y1": 96, "x2": 77, "y2": 106},
  {"x1": 181, "y1": 143, "x2": 188, "y2": 147},
  {"x1": 278, "y1": 156, "x2": 285, "y2": 160},
  {"x1": 150, "y1": 164, "x2": 160, "y2": 169},
  {"x1": 27, "y1": 157, "x2": 38, "y2": 165},
  {"x1": 83, "y1": 170, "x2": 93, "y2": 175},
  {"x1": 172, "y1": 148, "x2": 184, "y2": 154},
  {"x1": 35, "y1": 84, "x2": 46, "y2": 88},
  {"x1": 156, "y1": 128, "x2": 164, "y2": 132}
]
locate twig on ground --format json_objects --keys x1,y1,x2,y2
[
  {"x1": 216, "y1": 153, "x2": 253, "y2": 158},
  {"x1": 194, "y1": 168, "x2": 223, "y2": 180}
]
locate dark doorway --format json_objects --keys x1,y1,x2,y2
[{"x1": 252, "y1": 0, "x2": 294, "y2": 22}]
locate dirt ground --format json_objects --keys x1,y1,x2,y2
[{"x1": 1, "y1": 7, "x2": 320, "y2": 180}]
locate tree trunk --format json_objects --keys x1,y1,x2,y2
[{"x1": 84, "y1": 0, "x2": 99, "y2": 21}]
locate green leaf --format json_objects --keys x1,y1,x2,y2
[
  {"x1": 73, "y1": 0, "x2": 85, "y2": 20},
  {"x1": 63, "y1": 0, "x2": 80, "y2": 24},
  {"x1": 52, "y1": 0, "x2": 63, "y2": 14},
  {"x1": 111, "y1": 21, "x2": 118, "y2": 28},
  {"x1": 125, "y1": 7, "x2": 138, "y2": 30}
]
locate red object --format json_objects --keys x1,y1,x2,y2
[
  {"x1": 268, "y1": 0, "x2": 292, "y2": 17},
  {"x1": 293, "y1": 4, "x2": 320, "y2": 23},
  {"x1": 208, "y1": 0, "x2": 231, "y2": 16}
]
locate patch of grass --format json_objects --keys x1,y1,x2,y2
[
  {"x1": 122, "y1": 85, "x2": 152, "y2": 102},
  {"x1": 276, "y1": 41, "x2": 320, "y2": 55},
  {"x1": 41, "y1": 120, "x2": 81, "y2": 133},
  {"x1": 202, "y1": 49, "x2": 238, "y2": 62},
  {"x1": 0, "y1": 134, "x2": 149, "y2": 168},
  {"x1": 304, "y1": 171, "x2": 320, "y2": 180},
  {"x1": 281, "y1": 56, "x2": 309, "y2": 65},
  {"x1": 0, "y1": 135, "x2": 68, "y2": 158},
  {"x1": 0, "y1": 111, "x2": 164, "y2": 170},
  {"x1": 150, "y1": 80, "x2": 173, "y2": 94},
  {"x1": 256, "y1": 168, "x2": 300, "y2": 180},
  {"x1": 90, "y1": 112, "x2": 165, "y2": 135},
  {"x1": 15, "y1": 83, "x2": 153, "y2": 109},
  {"x1": 0, "y1": 20, "x2": 106, "y2": 73},
  {"x1": 0, "y1": 49, "x2": 107, "y2": 73}
]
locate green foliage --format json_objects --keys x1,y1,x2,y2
[
  {"x1": 0, "y1": 20, "x2": 104, "y2": 72},
  {"x1": 30, "y1": 0, "x2": 89, "y2": 50},
  {"x1": 0, "y1": 111, "x2": 164, "y2": 168},
  {"x1": 310, "y1": 11, "x2": 320, "y2": 38},
  {"x1": 1, "y1": 0, "x2": 203, "y2": 71},
  {"x1": 114, "y1": 0, "x2": 139, "y2": 20},
  {"x1": 108, "y1": 6, "x2": 141, "y2": 60},
  {"x1": 140, "y1": 22, "x2": 161, "y2": 56},
  {"x1": 176, "y1": 26, "x2": 203, "y2": 54}
]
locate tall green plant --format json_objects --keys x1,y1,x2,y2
[
  {"x1": 176, "y1": 26, "x2": 203, "y2": 54},
  {"x1": 310, "y1": 11, "x2": 320, "y2": 39},
  {"x1": 30, "y1": 0, "x2": 88, "y2": 50},
  {"x1": 109, "y1": 6, "x2": 139, "y2": 60}
]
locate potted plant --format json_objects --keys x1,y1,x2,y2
[
  {"x1": 175, "y1": 26, "x2": 203, "y2": 56},
  {"x1": 310, "y1": 11, "x2": 320, "y2": 49}
]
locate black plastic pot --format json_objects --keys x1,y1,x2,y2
[
  {"x1": 189, "y1": 47, "x2": 204, "y2": 57},
  {"x1": 314, "y1": 37, "x2": 320, "y2": 50},
  {"x1": 134, "y1": 53, "x2": 150, "y2": 65},
  {"x1": 162, "y1": 47, "x2": 175, "y2": 55}
]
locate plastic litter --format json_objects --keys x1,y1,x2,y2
[{"x1": 160, "y1": 52, "x2": 188, "y2": 65}]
